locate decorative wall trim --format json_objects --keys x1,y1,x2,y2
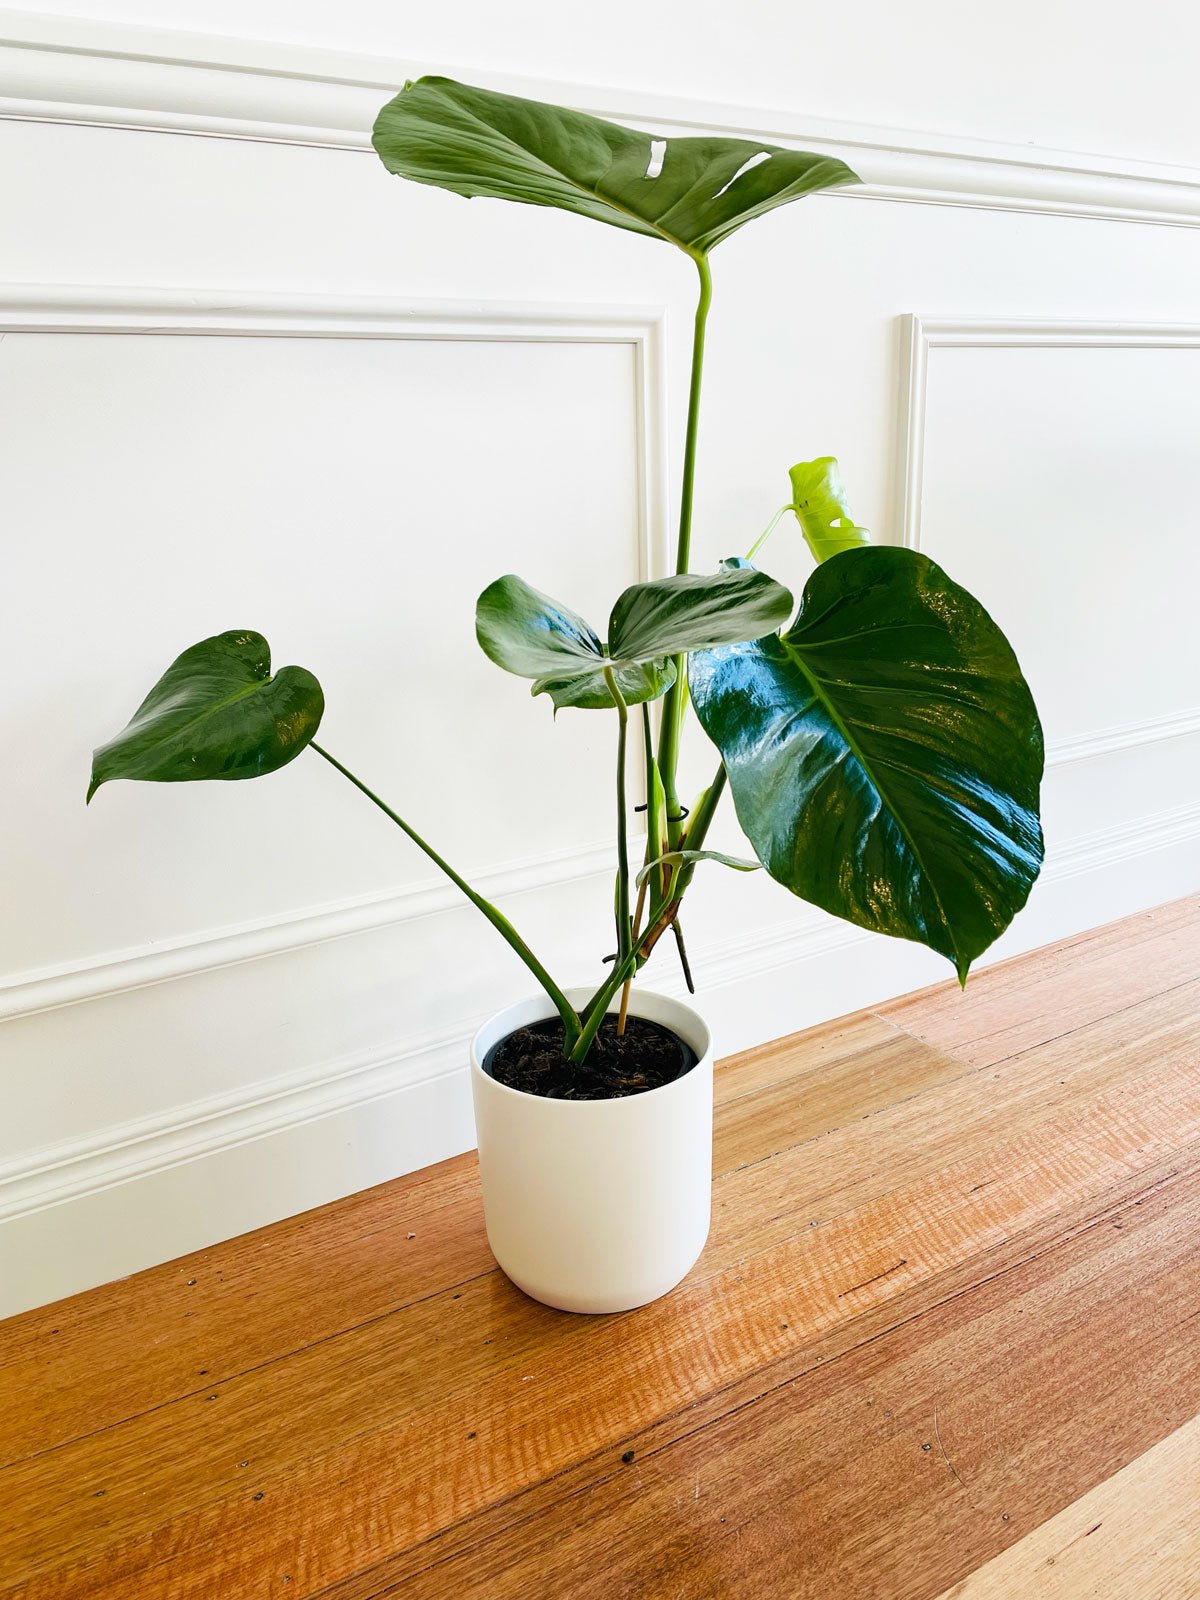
[
  {"x1": 4, "y1": 794, "x2": 1197, "y2": 1225},
  {"x1": 3, "y1": 9, "x2": 1200, "y2": 227},
  {"x1": 0, "y1": 282, "x2": 668, "y2": 1022},
  {"x1": 0, "y1": 836, "x2": 630, "y2": 1025},
  {"x1": 1046, "y1": 704, "x2": 1200, "y2": 768},
  {"x1": 896, "y1": 315, "x2": 1200, "y2": 556},
  {"x1": 894, "y1": 313, "x2": 1200, "y2": 772}
]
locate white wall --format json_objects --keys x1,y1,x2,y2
[{"x1": 2, "y1": 3, "x2": 1198, "y2": 1314}]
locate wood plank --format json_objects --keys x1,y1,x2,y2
[
  {"x1": 711, "y1": 975, "x2": 1200, "y2": 1268},
  {"x1": 346, "y1": 1156, "x2": 1200, "y2": 1600},
  {"x1": 0, "y1": 1153, "x2": 494, "y2": 1469},
  {"x1": 1, "y1": 897, "x2": 1196, "y2": 1600},
  {"x1": 0, "y1": 1018, "x2": 950, "y2": 1468},
  {"x1": 714, "y1": 1014, "x2": 969, "y2": 1176},
  {"x1": 6, "y1": 910, "x2": 1190, "y2": 1473},
  {"x1": 881, "y1": 895, "x2": 1200, "y2": 1066},
  {"x1": 935, "y1": 1412, "x2": 1200, "y2": 1599},
  {"x1": 2, "y1": 946, "x2": 1197, "y2": 1489},
  {"x1": 6, "y1": 1052, "x2": 1200, "y2": 1597}
]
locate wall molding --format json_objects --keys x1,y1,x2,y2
[
  {"x1": 4, "y1": 794, "x2": 1197, "y2": 1226},
  {"x1": 1046, "y1": 704, "x2": 1200, "y2": 768},
  {"x1": 0, "y1": 281, "x2": 667, "y2": 1023},
  {"x1": 896, "y1": 315, "x2": 1200, "y2": 559},
  {"x1": 3, "y1": 9, "x2": 1200, "y2": 227},
  {"x1": 894, "y1": 312, "x2": 1200, "y2": 773}
]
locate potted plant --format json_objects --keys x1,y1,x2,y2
[{"x1": 87, "y1": 79, "x2": 1044, "y2": 1314}]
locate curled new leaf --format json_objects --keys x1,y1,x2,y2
[
  {"x1": 689, "y1": 547, "x2": 1044, "y2": 980},
  {"x1": 788, "y1": 458, "x2": 871, "y2": 563},
  {"x1": 636, "y1": 849, "x2": 760, "y2": 889},
  {"x1": 88, "y1": 631, "x2": 324, "y2": 800},
  {"x1": 373, "y1": 78, "x2": 859, "y2": 257}
]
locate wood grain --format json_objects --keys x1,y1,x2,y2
[
  {"x1": 935, "y1": 1412, "x2": 1200, "y2": 1599},
  {"x1": 1, "y1": 896, "x2": 1197, "y2": 1599}
]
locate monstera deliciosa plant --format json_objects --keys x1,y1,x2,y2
[{"x1": 89, "y1": 78, "x2": 1045, "y2": 1072}]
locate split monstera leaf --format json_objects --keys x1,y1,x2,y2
[{"x1": 372, "y1": 77, "x2": 859, "y2": 258}]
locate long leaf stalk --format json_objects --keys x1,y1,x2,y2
[
  {"x1": 603, "y1": 666, "x2": 633, "y2": 966},
  {"x1": 656, "y1": 253, "x2": 713, "y2": 849},
  {"x1": 310, "y1": 742, "x2": 582, "y2": 1048},
  {"x1": 319, "y1": 256, "x2": 731, "y2": 1061},
  {"x1": 746, "y1": 503, "x2": 792, "y2": 562}
]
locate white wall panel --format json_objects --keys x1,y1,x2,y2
[
  {"x1": 913, "y1": 340, "x2": 1200, "y2": 733},
  {"x1": 2, "y1": 307, "x2": 648, "y2": 970},
  {"x1": 2, "y1": 8, "x2": 1199, "y2": 1313},
  {"x1": 896, "y1": 317, "x2": 1200, "y2": 872}
]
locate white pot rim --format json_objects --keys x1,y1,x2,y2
[{"x1": 470, "y1": 985, "x2": 712, "y2": 1112}]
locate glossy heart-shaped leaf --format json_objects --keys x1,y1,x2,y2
[
  {"x1": 478, "y1": 568, "x2": 791, "y2": 709},
  {"x1": 608, "y1": 568, "x2": 793, "y2": 661},
  {"x1": 89, "y1": 631, "x2": 324, "y2": 800},
  {"x1": 788, "y1": 457, "x2": 871, "y2": 563},
  {"x1": 373, "y1": 78, "x2": 859, "y2": 256},
  {"x1": 476, "y1": 575, "x2": 605, "y2": 679},
  {"x1": 689, "y1": 547, "x2": 1044, "y2": 979}
]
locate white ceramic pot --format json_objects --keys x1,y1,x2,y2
[{"x1": 470, "y1": 986, "x2": 713, "y2": 1314}]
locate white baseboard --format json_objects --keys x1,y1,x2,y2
[{"x1": 2, "y1": 798, "x2": 1196, "y2": 1318}]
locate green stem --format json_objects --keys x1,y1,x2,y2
[
  {"x1": 310, "y1": 742, "x2": 581, "y2": 1048},
  {"x1": 569, "y1": 945, "x2": 640, "y2": 1063},
  {"x1": 670, "y1": 764, "x2": 728, "y2": 903},
  {"x1": 657, "y1": 253, "x2": 713, "y2": 847},
  {"x1": 746, "y1": 503, "x2": 792, "y2": 562},
  {"x1": 603, "y1": 667, "x2": 632, "y2": 963},
  {"x1": 641, "y1": 703, "x2": 666, "y2": 922}
]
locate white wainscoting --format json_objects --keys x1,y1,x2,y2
[
  {"x1": 0, "y1": 285, "x2": 667, "y2": 1020},
  {"x1": 894, "y1": 316, "x2": 1200, "y2": 798},
  {"x1": 2, "y1": 13, "x2": 1199, "y2": 1316}
]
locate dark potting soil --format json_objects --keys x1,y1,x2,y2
[{"x1": 483, "y1": 1015, "x2": 698, "y2": 1101}]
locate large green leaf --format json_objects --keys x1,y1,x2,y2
[
  {"x1": 89, "y1": 631, "x2": 324, "y2": 800},
  {"x1": 608, "y1": 568, "x2": 793, "y2": 660},
  {"x1": 373, "y1": 78, "x2": 859, "y2": 256},
  {"x1": 788, "y1": 457, "x2": 871, "y2": 563},
  {"x1": 478, "y1": 568, "x2": 792, "y2": 710},
  {"x1": 689, "y1": 547, "x2": 1044, "y2": 979}
]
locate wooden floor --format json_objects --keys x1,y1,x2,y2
[{"x1": 3, "y1": 898, "x2": 1199, "y2": 1599}]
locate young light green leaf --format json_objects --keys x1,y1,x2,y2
[
  {"x1": 373, "y1": 78, "x2": 859, "y2": 257},
  {"x1": 689, "y1": 547, "x2": 1044, "y2": 981},
  {"x1": 635, "y1": 848, "x2": 760, "y2": 888},
  {"x1": 88, "y1": 631, "x2": 324, "y2": 801},
  {"x1": 788, "y1": 457, "x2": 871, "y2": 563},
  {"x1": 476, "y1": 575, "x2": 604, "y2": 679},
  {"x1": 607, "y1": 567, "x2": 793, "y2": 661}
]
